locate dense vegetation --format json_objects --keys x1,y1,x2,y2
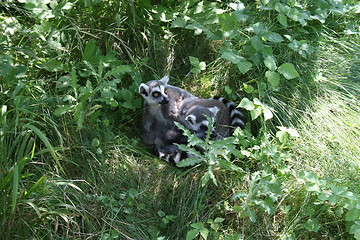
[{"x1": 1, "y1": 0, "x2": 359, "y2": 239}]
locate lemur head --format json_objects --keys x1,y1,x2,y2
[
  {"x1": 139, "y1": 76, "x2": 170, "y2": 105},
  {"x1": 183, "y1": 106, "x2": 219, "y2": 138}
]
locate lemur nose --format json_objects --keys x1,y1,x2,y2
[{"x1": 160, "y1": 98, "x2": 169, "y2": 104}]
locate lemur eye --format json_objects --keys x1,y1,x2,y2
[
  {"x1": 164, "y1": 89, "x2": 168, "y2": 94},
  {"x1": 152, "y1": 92, "x2": 160, "y2": 98}
]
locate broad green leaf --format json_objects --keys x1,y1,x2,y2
[
  {"x1": 243, "y1": 84, "x2": 254, "y2": 93},
  {"x1": 276, "y1": 131, "x2": 289, "y2": 143},
  {"x1": 189, "y1": 56, "x2": 199, "y2": 65},
  {"x1": 346, "y1": 209, "x2": 360, "y2": 221},
  {"x1": 186, "y1": 229, "x2": 199, "y2": 240},
  {"x1": 263, "y1": 108, "x2": 273, "y2": 121},
  {"x1": 176, "y1": 157, "x2": 202, "y2": 167},
  {"x1": 277, "y1": 14, "x2": 288, "y2": 26},
  {"x1": 236, "y1": 61, "x2": 252, "y2": 74},
  {"x1": 91, "y1": 138, "x2": 100, "y2": 147},
  {"x1": 191, "y1": 222, "x2": 204, "y2": 229},
  {"x1": 275, "y1": 3, "x2": 289, "y2": 13},
  {"x1": 264, "y1": 56, "x2": 277, "y2": 71},
  {"x1": 238, "y1": 98, "x2": 254, "y2": 110},
  {"x1": 221, "y1": 51, "x2": 245, "y2": 64},
  {"x1": 250, "y1": 36, "x2": 264, "y2": 51},
  {"x1": 82, "y1": 39, "x2": 100, "y2": 62},
  {"x1": 349, "y1": 221, "x2": 360, "y2": 239},
  {"x1": 250, "y1": 107, "x2": 262, "y2": 120},
  {"x1": 218, "y1": 12, "x2": 238, "y2": 32},
  {"x1": 54, "y1": 105, "x2": 74, "y2": 116},
  {"x1": 200, "y1": 228, "x2": 209, "y2": 240},
  {"x1": 128, "y1": 188, "x2": 138, "y2": 199},
  {"x1": 263, "y1": 31, "x2": 284, "y2": 43},
  {"x1": 265, "y1": 71, "x2": 280, "y2": 87},
  {"x1": 303, "y1": 218, "x2": 320, "y2": 232},
  {"x1": 171, "y1": 16, "x2": 187, "y2": 28},
  {"x1": 278, "y1": 63, "x2": 299, "y2": 79},
  {"x1": 252, "y1": 22, "x2": 265, "y2": 35}
]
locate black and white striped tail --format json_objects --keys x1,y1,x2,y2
[{"x1": 211, "y1": 96, "x2": 245, "y2": 130}]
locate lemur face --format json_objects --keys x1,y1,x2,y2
[
  {"x1": 183, "y1": 106, "x2": 219, "y2": 139},
  {"x1": 139, "y1": 76, "x2": 169, "y2": 105}
]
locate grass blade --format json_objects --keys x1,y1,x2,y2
[
  {"x1": 11, "y1": 164, "x2": 19, "y2": 214},
  {"x1": 24, "y1": 124, "x2": 64, "y2": 174}
]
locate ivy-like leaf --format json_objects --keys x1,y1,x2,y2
[
  {"x1": 265, "y1": 71, "x2": 280, "y2": 87},
  {"x1": 236, "y1": 61, "x2": 252, "y2": 74},
  {"x1": 263, "y1": 31, "x2": 284, "y2": 43},
  {"x1": 250, "y1": 107, "x2": 262, "y2": 120},
  {"x1": 186, "y1": 229, "x2": 199, "y2": 240},
  {"x1": 278, "y1": 63, "x2": 299, "y2": 79},
  {"x1": 264, "y1": 56, "x2": 277, "y2": 71},
  {"x1": 238, "y1": 98, "x2": 254, "y2": 110}
]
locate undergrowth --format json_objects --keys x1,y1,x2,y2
[{"x1": 1, "y1": 0, "x2": 359, "y2": 239}]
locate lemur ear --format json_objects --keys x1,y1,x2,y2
[
  {"x1": 159, "y1": 75, "x2": 169, "y2": 85},
  {"x1": 185, "y1": 115, "x2": 196, "y2": 125},
  {"x1": 208, "y1": 106, "x2": 219, "y2": 116},
  {"x1": 139, "y1": 83, "x2": 149, "y2": 96}
]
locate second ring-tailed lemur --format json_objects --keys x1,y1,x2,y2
[
  {"x1": 179, "y1": 97, "x2": 245, "y2": 140},
  {"x1": 161, "y1": 97, "x2": 246, "y2": 163}
]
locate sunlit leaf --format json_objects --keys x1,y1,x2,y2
[
  {"x1": 278, "y1": 63, "x2": 299, "y2": 79},
  {"x1": 265, "y1": 71, "x2": 280, "y2": 87}
]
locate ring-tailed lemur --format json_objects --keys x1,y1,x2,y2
[
  {"x1": 179, "y1": 97, "x2": 245, "y2": 140},
  {"x1": 138, "y1": 75, "x2": 196, "y2": 152},
  {"x1": 163, "y1": 97, "x2": 246, "y2": 163}
]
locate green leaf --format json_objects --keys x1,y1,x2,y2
[
  {"x1": 346, "y1": 209, "x2": 360, "y2": 221},
  {"x1": 250, "y1": 36, "x2": 264, "y2": 51},
  {"x1": 219, "y1": 12, "x2": 238, "y2": 32},
  {"x1": 23, "y1": 176, "x2": 46, "y2": 198},
  {"x1": 238, "y1": 98, "x2": 254, "y2": 111},
  {"x1": 191, "y1": 222, "x2": 204, "y2": 229},
  {"x1": 176, "y1": 157, "x2": 203, "y2": 167},
  {"x1": 278, "y1": 63, "x2": 299, "y2": 79},
  {"x1": 265, "y1": 71, "x2": 280, "y2": 87},
  {"x1": 252, "y1": 22, "x2": 265, "y2": 35},
  {"x1": 186, "y1": 229, "x2": 199, "y2": 240},
  {"x1": 91, "y1": 138, "x2": 100, "y2": 147},
  {"x1": 54, "y1": 105, "x2": 74, "y2": 116},
  {"x1": 128, "y1": 188, "x2": 138, "y2": 199},
  {"x1": 277, "y1": 14, "x2": 288, "y2": 26},
  {"x1": 236, "y1": 61, "x2": 252, "y2": 74},
  {"x1": 243, "y1": 84, "x2": 254, "y2": 93},
  {"x1": 276, "y1": 131, "x2": 289, "y2": 143},
  {"x1": 264, "y1": 56, "x2": 277, "y2": 71},
  {"x1": 82, "y1": 39, "x2": 101, "y2": 63},
  {"x1": 171, "y1": 16, "x2": 187, "y2": 28},
  {"x1": 250, "y1": 107, "x2": 262, "y2": 120},
  {"x1": 199, "y1": 228, "x2": 209, "y2": 240},
  {"x1": 214, "y1": 217, "x2": 225, "y2": 223},
  {"x1": 263, "y1": 31, "x2": 284, "y2": 43},
  {"x1": 263, "y1": 108, "x2": 273, "y2": 121},
  {"x1": 303, "y1": 218, "x2": 320, "y2": 232},
  {"x1": 158, "y1": 210, "x2": 166, "y2": 217},
  {"x1": 221, "y1": 51, "x2": 245, "y2": 64},
  {"x1": 349, "y1": 221, "x2": 360, "y2": 239}
]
